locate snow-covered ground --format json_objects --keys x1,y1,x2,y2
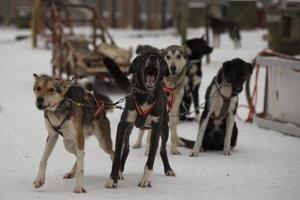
[{"x1": 1, "y1": 27, "x2": 300, "y2": 200}]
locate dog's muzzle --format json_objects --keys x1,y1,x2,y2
[
  {"x1": 36, "y1": 96, "x2": 46, "y2": 110},
  {"x1": 170, "y1": 65, "x2": 177, "y2": 75},
  {"x1": 232, "y1": 87, "x2": 242, "y2": 96},
  {"x1": 144, "y1": 55, "x2": 159, "y2": 89}
]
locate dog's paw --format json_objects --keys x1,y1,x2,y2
[
  {"x1": 74, "y1": 186, "x2": 86, "y2": 193},
  {"x1": 223, "y1": 149, "x2": 231, "y2": 156},
  {"x1": 138, "y1": 179, "x2": 152, "y2": 188},
  {"x1": 170, "y1": 147, "x2": 181, "y2": 155},
  {"x1": 63, "y1": 172, "x2": 75, "y2": 179},
  {"x1": 33, "y1": 177, "x2": 45, "y2": 188},
  {"x1": 105, "y1": 177, "x2": 117, "y2": 189},
  {"x1": 190, "y1": 151, "x2": 199, "y2": 157},
  {"x1": 171, "y1": 150, "x2": 181, "y2": 155},
  {"x1": 132, "y1": 143, "x2": 141, "y2": 149},
  {"x1": 165, "y1": 170, "x2": 176, "y2": 177},
  {"x1": 118, "y1": 170, "x2": 124, "y2": 180}
]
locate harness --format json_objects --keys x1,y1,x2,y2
[
  {"x1": 83, "y1": 90, "x2": 105, "y2": 118},
  {"x1": 134, "y1": 86, "x2": 175, "y2": 117},
  {"x1": 44, "y1": 90, "x2": 107, "y2": 137},
  {"x1": 211, "y1": 77, "x2": 232, "y2": 122},
  {"x1": 44, "y1": 100, "x2": 72, "y2": 137}
]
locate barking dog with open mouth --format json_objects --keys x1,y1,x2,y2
[
  {"x1": 103, "y1": 52, "x2": 176, "y2": 188},
  {"x1": 180, "y1": 58, "x2": 253, "y2": 156},
  {"x1": 180, "y1": 37, "x2": 213, "y2": 121},
  {"x1": 133, "y1": 45, "x2": 191, "y2": 155},
  {"x1": 32, "y1": 74, "x2": 114, "y2": 193}
]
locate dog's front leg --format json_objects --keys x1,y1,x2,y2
[
  {"x1": 139, "y1": 123, "x2": 160, "y2": 188},
  {"x1": 223, "y1": 113, "x2": 234, "y2": 156},
  {"x1": 192, "y1": 86, "x2": 200, "y2": 119},
  {"x1": 34, "y1": 134, "x2": 58, "y2": 188},
  {"x1": 169, "y1": 107, "x2": 181, "y2": 155},
  {"x1": 144, "y1": 130, "x2": 151, "y2": 156},
  {"x1": 105, "y1": 121, "x2": 130, "y2": 188},
  {"x1": 190, "y1": 112, "x2": 211, "y2": 157}
]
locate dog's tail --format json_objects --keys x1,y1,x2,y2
[
  {"x1": 179, "y1": 137, "x2": 195, "y2": 149},
  {"x1": 103, "y1": 57, "x2": 131, "y2": 91}
]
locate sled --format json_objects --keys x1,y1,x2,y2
[{"x1": 49, "y1": 4, "x2": 132, "y2": 81}]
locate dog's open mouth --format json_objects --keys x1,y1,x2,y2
[
  {"x1": 144, "y1": 66, "x2": 158, "y2": 88},
  {"x1": 36, "y1": 101, "x2": 60, "y2": 111}
]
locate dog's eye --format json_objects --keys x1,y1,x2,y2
[
  {"x1": 48, "y1": 88, "x2": 54, "y2": 93},
  {"x1": 36, "y1": 86, "x2": 41, "y2": 91},
  {"x1": 165, "y1": 55, "x2": 171, "y2": 60},
  {"x1": 176, "y1": 55, "x2": 182, "y2": 59}
]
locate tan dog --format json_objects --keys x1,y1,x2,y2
[
  {"x1": 132, "y1": 45, "x2": 190, "y2": 155},
  {"x1": 32, "y1": 74, "x2": 114, "y2": 193}
]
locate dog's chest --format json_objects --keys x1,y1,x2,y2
[
  {"x1": 209, "y1": 86, "x2": 237, "y2": 121},
  {"x1": 126, "y1": 102, "x2": 159, "y2": 129},
  {"x1": 44, "y1": 113, "x2": 92, "y2": 139},
  {"x1": 186, "y1": 64, "x2": 201, "y2": 89}
]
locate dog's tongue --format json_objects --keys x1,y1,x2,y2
[{"x1": 146, "y1": 74, "x2": 155, "y2": 87}]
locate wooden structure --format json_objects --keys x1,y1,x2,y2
[
  {"x1": 49, "y1": 4, "x2": 132, "y2": 80},
  {"x1": 246, "y1": 50, "x2": 300, "y2": 137}
]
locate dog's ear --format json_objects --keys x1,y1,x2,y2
[
  {"x1": 129, "y1": 56, "x2": 139, "y2": 74},
  {"x1": 159, "y1": 48, "x2": 167, "y2": 57},
  {"x1": 222, "y1": 61, "x2": 230, "y2": 70},
  {"x1": 60, "y1": 79, "x2": 72, "y2": 94},
  {"x1": 184, "y1": 46, "x2": 191, "y2": 57},
  {"x1": 33, "y1": 73, "x2": 40, "y2": 80}
]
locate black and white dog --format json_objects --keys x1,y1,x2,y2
[
  {"x1": 103, "y1": 53, "x2": 176, "y2": 188},
  {"x1": 180, "y1": 58, "x2": 252, "y2": 156},
  {"x1": 210, "y1": 16, "x2": 241, "y2": 48},
  {"x1": 180, "y1": 37, "x2": 213, "y2": 121}
]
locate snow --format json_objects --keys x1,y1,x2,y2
[{"x1": 0, "y1": 27, "x2": 300, "y2": 200}]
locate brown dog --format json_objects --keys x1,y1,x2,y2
[{"x1": 32, "y1": 74, "x2": 114, "y2": 193}]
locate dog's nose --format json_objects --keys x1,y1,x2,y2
[
  {"x1": 37, "y1": 96, "x2": 44, "y2": 103},
  {"x1": 170, "y1": 65, "x2": 176, "y2": 73},
  {"x1": 233, "y1": 86, "x2": 242, "y2": 95},
  {"x1": 149, "y1": 55, "x2": 157, "y2": 62}
]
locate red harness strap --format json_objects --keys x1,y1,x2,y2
[
  {"x1": 134, "y1": 87, "x2": 175, "y2": 117},
  {"x1": 84, "y1": 91, "x2": 105, "y2": 118},
  {"x1": 163, "y1": 86, "x2": 175, "y2": 113},
  {"x1": 135, "y1": 98, "x2": 158, "y2": 117}
]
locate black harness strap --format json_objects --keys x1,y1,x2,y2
[{"x1": 44, "y1": 107, "x2": 72, "y2": 137}]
